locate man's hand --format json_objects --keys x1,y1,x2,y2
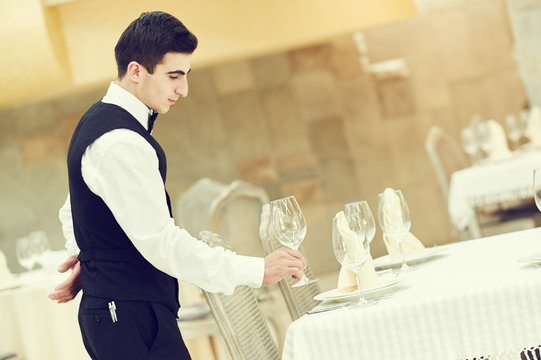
[
  {"x1": 48, "y1": 254, "x2": 82, "y2": 303},
  {"x1": 262, "y1": 247, "x2": 307, "y2": 285}
]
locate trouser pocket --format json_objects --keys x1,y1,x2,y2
[{"x1": 78, "y1": 295, "x2": 157, "y2": 360}]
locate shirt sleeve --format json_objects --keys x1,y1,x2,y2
[
  {"x1": 80, "y1": 129, "x2": 264, "y2": 294},
  {"x1": 58, "y1": 193, "x2": 80, "y2": 255}
]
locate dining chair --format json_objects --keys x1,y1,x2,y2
[
  {"x1": 176, "y1": 178, "x2": 289, "y2": 350},
  {"x1": 259, "y1": 204, "x2": 321, "y2": 320},
  {"x1": 176, "y1": 177, "x2": 228, "y2": 236},
  {"x1": 425, "y1": 126, "x2": 482, "y2": 239},
  {"x1": 425, "y1": 126, "x2": 470, "y2": 200},
  {"x1": 199, "y1": 232, "x2": 282, "y2": 360},
  {"x1": 209, "y1": 180, "x2": 269, "y2": 257},
  {"x1": 207, "y1": 180, "x2": 290, "y2": 348},
  {"x1": 175, "y1": 177, "x2": 230, "y2": 357}
]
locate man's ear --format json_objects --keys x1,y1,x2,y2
[{"x1": 126, "y1": 61, "x2": 143, "y2": 83}]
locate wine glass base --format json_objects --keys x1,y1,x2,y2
[
  {"x1": 349, "y1": 296, "x2": 377, "y2": 309},
  {"x1": 399, "y1": 263, "x2": 412, "y2": 273},
  {"x1": 291, "y1": 277, "x2": 318, "y2": 287}
]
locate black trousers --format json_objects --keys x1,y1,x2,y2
[{"x1": 78, "y1": 294, "x2": 191, "y2": 360}]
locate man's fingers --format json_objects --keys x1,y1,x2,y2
[
  {"x1": 262, "y1": 248, "x2": 308, "y2": 285},
  {"x1": 49, "y1": 284, "x2": 81, "y2": 303},
  {"x1": 53, "y1": 277, "x2": 71, "y2": 291},
  {"x1": 54, "y1": 264, "x2": 79, "y2": 290},
  {"x1": 57, "y1": 254, "x2": 78, "y2": 273},
  {"x1": 280, "y1": 247, "x2": 307, "y2": 269},
  {"x1": 49, "y1": 257, "x2": 82, "y2": 303},
  {"x1": 287, "y1": 266, "x2": 304, "y2": 281}
]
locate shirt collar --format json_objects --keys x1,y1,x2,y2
[{"x1": 101, "y1": 81, "x2": 154, "y2": 131}]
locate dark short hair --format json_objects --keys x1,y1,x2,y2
[{"x1": 114, "y1": 11, "x2": 198, "y2": 78}]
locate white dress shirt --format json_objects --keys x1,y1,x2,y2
[{"x1": 59, "y1": 82, "x2": 264, "y2": 294}]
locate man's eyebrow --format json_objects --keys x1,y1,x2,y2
[{"x1": 167, "y1": 68, "x2": 191, "y2": 75}]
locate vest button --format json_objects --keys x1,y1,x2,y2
[{"x1": 94, "y1": 315, "x2": 101, "y2": 323}]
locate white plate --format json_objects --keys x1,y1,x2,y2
[
  {"x1": 518, "y1": 255, "x2": 541, "y2": 264},
  {"x1": 372, "y1": 247, "x2": 444, "y2": 270},
  {"x1": 0, "y1": 280, "x2": 20, "y2": 292},
  {"x1": 314, "y1": 277, "x2": 399, "y2": 302}
]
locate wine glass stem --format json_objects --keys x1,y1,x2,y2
[
  {"x1": 398, "y1": 240, "x2": 410, "y2": 272},
  {"x1": 354, "y1": 270, "x2": 367, "y2": 305}
]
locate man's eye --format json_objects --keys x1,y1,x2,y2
[{"x1": 170, "y1": 76, "x2": 179, "y2": 79}]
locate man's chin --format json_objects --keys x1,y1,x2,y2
[{"x1": 159, "y1": 105, "x2": 172, "y2": 114}]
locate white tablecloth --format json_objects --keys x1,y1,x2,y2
[
  {"x1": 282, "y1": 228, "x2": 541, "y2": 360},
  {"x1": 448, "y1": 148, "x2": 541, "y2": 230},
  {"x1": 0, "y1": 270, "x2": 89, "y2": 360}
]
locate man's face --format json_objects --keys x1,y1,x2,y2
[{"x1": 137, "y1": 52, "x2": 192, "y2": 114}]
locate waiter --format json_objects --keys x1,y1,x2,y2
[{"x1": 49, "y1": 11, "x2": 306, "y2": 360}]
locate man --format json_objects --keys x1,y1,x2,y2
[{"x1": 49, "y1": 11, "x2": 306, "y2": 360}]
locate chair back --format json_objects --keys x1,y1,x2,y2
[
  {"x1": 209, "y1": 180, "x2": 269, "y2": 257},
  {"x1": 425, "y1": 126, "x2": 482, "y2": 239},
  {"x1": 199, "y1": 233, "x2": 281, "y2": 360},
  {"x1": 260, "y1": 205, "x2": 321, "y2": 320},
  {"x1": 425, "y1": 126, "x2": 469, "y2": 199},
  {"x1": 175, "y1": 178, "x2": 228, "y2": 235}
]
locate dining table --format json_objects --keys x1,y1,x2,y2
[
  {"x1": 282, "y1": 227, "x2": 541, "y2": 360},
  {"x1": 448, "y1": 147, "x2": 541, "y2": 231},
  {"x1": 0, "y1": 268, "x2": 89, "y2": 360}
]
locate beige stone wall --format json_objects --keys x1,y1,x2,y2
[{"x1": 0, "y1": 0, "x2": 527, "y2": 275}]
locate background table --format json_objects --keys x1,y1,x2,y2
[
  {"x1": 0, "y1": 270, "x2": 89, "y2": 360},
  {"x1": 448, "y1": 148, "x2": 541, "y2": 230},
  {"x1": 282, "y1": 227, "x2": 541, "y2": 360}
]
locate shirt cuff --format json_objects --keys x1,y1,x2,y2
[{"x1": 233, "y1": 255, "x2": 265, "y2": 288}]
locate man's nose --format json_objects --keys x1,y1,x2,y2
[{"x1": 175, "y1": 81, "x2": 188, "y2": 97}]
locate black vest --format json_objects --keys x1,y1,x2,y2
[{"x1": 67, "y1": 101, "x2": 179, "y2": 313}]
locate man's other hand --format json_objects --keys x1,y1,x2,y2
[{"x1": 48, "y1": 254, "x2": 82, "y2": 303}]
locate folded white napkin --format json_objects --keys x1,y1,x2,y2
[
  {"x1": 526, "y1": 106, "x2": 541, "y2": 146},
  {"x1": 0, "y1": 249, "x2": 14, "y2": 283},
  {"x1": 486, "y1": 119, "x2": 512, "y2": 160},
  {"x1": 335, "y1": 211, "x2": 379, "y2": 293},
  {"x1": 381, "y1": 188, "x2": 425, "y2": 261}
]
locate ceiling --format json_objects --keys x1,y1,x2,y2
[{"x1": 0, "y1": 0, "x2": 416, "y2": 108}]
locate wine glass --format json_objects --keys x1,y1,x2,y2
[
  {"x1": 198, "y1": 231, "x2": 236, "y2": 252},
  {"x1": 475, "y1": 120, "x2": 492, "y2": 157},
  {"x1": 520, "y1": 109, "x2": 530, "y2": 141},
  {"x1": 16, "y1": 236, "x2": 36, "y2": 271},
  {"x1": 377, "y1": 189, "x2": 412, "y2": 274},
  {"x1": 505, "y1": 114, "x2": 521, "y2": 150},
  {"x1": 344, "y1": 201, "x2": 376, "y2": 244},
  {"x1": 29, "y1": 231, "x2": 50, "y2": 268},
  {"x1": 533, "y1": 168, "x2": 541, "y2": 212},
  {"x1": 332, "y1": 211, "x2": 371, "y2": 306},
  {"x1": 461, "y1": 127, "x2": 480, "y2": 164},
  {"x1": 269, "y1": 196, "x2": 317, "y2": 287}
]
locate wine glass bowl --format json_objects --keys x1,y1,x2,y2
[
  {"x1": 377, "y1": 189, "x2": 412, "y2": 274},
  {"x1": 16, "y1": 236, "x2": 36, "y2": 271},
  {"x1": 332, "y1": 211, "x2": 371, "y2": 306},
  {"x1": 270, "y1": 198, "x2": 306, "y2": 251},
  {"x1": 344, "y1": 201, "x2": 376, "y2": 244},
  {"x1": 461, "y1": 127, "x2": 480, "y2": 163},
  {"x1": 269, "y1": 196, "x2": 316, "y2": 287},
  {"x1": 475, "y1": 120, "x2": 492, "y2": 156},
  {"x1": 505, "y1": 114, "x2": 522, "y2": 150}
]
